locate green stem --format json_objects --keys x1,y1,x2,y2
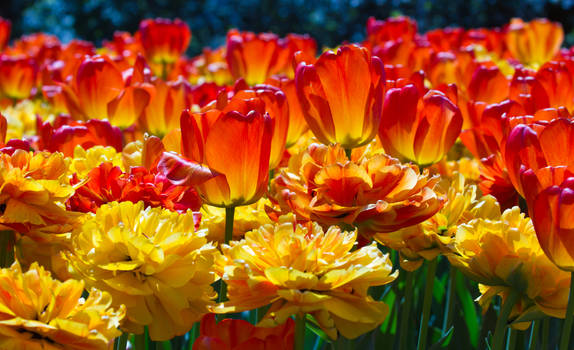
[
  {"x1": 528, "y1": 320, "x2": 540, "y2": 350},
  {"x1": 399, "y1": 271, "x2": 414, "y2": 350},
  {"x1": 560, "y1": 271, "x2": 574, "y2": 350},
  {"x1": 188, "y1": 322, "x2": 199, "y2": 350},
  {"x1": 216, "y1": 206, "x2": 235, "y2": 322},
  {"x1": 541, "y1": 318, "x2": 549, "y2": 350},
  {"x1": 344, "y1": 148, "x2": 352, "y2": 160},
  {"x1": 218, "y1": 206, "x2": 235, "y2": 303},
  {"x1": 442, "y1": 267, "x2": 456, "y2": 334},
  {"x1": 134, "y1": 333, "x2": 146, "y2": 350},
  {"x1": 417, "y1": 258, "x2": 438, "y2": 350},
  {"x1": 114, "y1": 333, "x2": 129, "y2": 350},
  {"x1": 295, "y1": 313, "x2": 306, "y2": 350},
  {"x1": 506, "y1": 328, "x2": 517, "y2": 350},
  {"x1": 491, "y1": 290, "x2": 520, "y2": 350},
  {"x1": 0, "y1": 231, "x2": 15, "y2": 268}
]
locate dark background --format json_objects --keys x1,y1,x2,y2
[{"x1": 1, "y1": 0, "x2": 574, "y2": 56}]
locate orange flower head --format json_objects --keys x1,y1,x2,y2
[
  {"x1": 139, "y1": 77, "x2": 193, "y2": 137},
  {"x1": 193, "y1": 314, "x2": 294, "y2": 350},
  {"x1": 61, "y1": 55, "x2": 151, "y2": 128},
  {"x1": 139, "y1": 18, "x2": 191, "y2": 64},
  {"x1": 0, "y1": 55, "x2": 37, "y2": 100},
  {"x1": 226, "y1": 30, "x2": 282, "y2": 85},
  {"x1": 366, "y1": 16, "x2": 418, "y2": 46},
  {"x1": 271, "y1": 143, "x2": 443, "y2": 236},
  {"x1": 0, "y1": 261, "x2": 125, "y2": 350},
  {"x1": 523, "y1": 166, "x2": 574, "y2": 271},
  {"x1": 505, "y1": 18, "x2": 563, "y2": 69},
  {"x1": 266, "y1": 76, "x2": 309, "y2": 148},
  {"x1": 0, "y1": 18, "x2": 10, "y2": 51},
  {"x1": 379, "y1": 84, "x2": 462, "y2": 166},
  {"x1": 295, "y1": 44, "x2": 385, "y2": 149},
  {"x1": 213, "y1": 215, "x2": 398, "y2": 340},
  {"x1": 160, "y1": 92, "x2": 272, "y2": 207},
  {"x1": 504, "y1": 118, "x2": 574, "y2": 197},
  {"x1": 233, "y1": 82, "x2": 289, "y2": 169},
  {"x1": 0, "y1": 150, "x2": 79, "y2": 237}
]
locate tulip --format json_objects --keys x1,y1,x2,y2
[
  {"x1": 0, "y1": 18, "x2": 10, "y2": 51},
  {"x1": 138, "y1": 18, "x2": 191, "y2": 65},
  {"x1": 506, "y1": 18, "x2": 563, "y2": 68},
  {"x1": 60, "y1": 55, "x2": 150, "y2": 128},
  {"x1": 379, "y1": 84, "x2": 462, "y2": 166},
  {"x1": 504, "y1": 118, "x2": 574, "y2": 197},
  {"x1": 295, "y1": 44, "x2": 385, "y2": 150},
  {"x1": 266, "y1": 76, "x2": 309, "y2": 148},
  {"x1": 160, "y1": 93, "x2": 272, "y2": 208},
  {"x1": 0, "y1": 55, "x2": 36, "y2": 100},
  {"x1": 233, "y1": 82, "x2": 288, "y2": 169}
]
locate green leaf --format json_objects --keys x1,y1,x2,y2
[
  {"x1": 455, "y1": 272, "x2": 479, "y2": 347},
  {"x1": 428, "y1": 326, "x2": 454, "y2": 350}
]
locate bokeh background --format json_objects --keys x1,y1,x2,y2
[{"x1": 1, "y1": 0, "x2": 574, "y2": 55}]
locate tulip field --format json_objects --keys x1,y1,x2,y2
[{"x1": 1, "y1": 13, "x2": 574, "y2": 350}]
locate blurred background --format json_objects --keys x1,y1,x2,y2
[{"x1": 1, "y1": 0, "x2": 574, "y2": 55}]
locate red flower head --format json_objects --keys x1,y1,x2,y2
[{"x1": 138, "y1": 18, "x2": 191, "y2": 65}]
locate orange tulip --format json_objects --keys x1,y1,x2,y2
[
  {"x1": 295, "y1": 44, "x2": 385, "y2": 149},
  {"x1": 504, "y1": 118, "x2": 574, "y2": 197},
  {"x1": 138, "y1": 18, "x2": 191, "y2": 65},
  {"x1": 160, "y1": 93, "x2": 272, "y2": 207},
  {"x1": 0, "y1": 18, "x2": 10, "y2": 52},
  {"x1": 505, "y1": 18, "x2": 563, "y2": 68},
  {"x1": 266, "y1": 76, "x2": 308, "y2": 148},
  {"x1": 379, "y1": 84, "x2": 462, "y2": 166},
  {"x1": 365, "y1": 16, "x2": 418, "y2": 46},
  {"x1": 233, "y1": 82, "x2": 288, "y2": 169},
  {"x1": 60, "y1": 55, "x2": 150, "y2": 128},
  {"x1": 193, "y1": 314, "x2": 294, "y2": 350},
  {"x1": 524, "y1": 166, "x2": 574, "y2": 271},
  {"x1": 0, "y1": 55, "x2": 37, "y2": 100},
  {"x1": 226, "y1": 30, "x2": 282, "y2": 85},
  {"x1": 139, "y1": 77, "x2": 193, "y2": 136}
]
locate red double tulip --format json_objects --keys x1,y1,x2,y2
[
  {"x1": 379, "y1": 84, "x2": 462, "y2": 166},
  {"x1": 295, "y1": 44, "x2": 385, "y2": 149},
  {"x1": 160, "y1": 92, "x2": 273, "y2": 207},
  {"x1": 138, "y1": 18, "x2": 191, "y2": 65}
]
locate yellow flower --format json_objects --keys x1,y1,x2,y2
[
  {"x1": 449, "y1": 207, "x2": 571, "y2": 327},
  {"x1": 2, "y1": 100, "x2": 54, "y2": 140},
  {"x1": 0, "y1": 150, "x2": 79, "y2": 237},
  {"x1": 0, "y1": 261, "x2": 125, "y2": 350},
  {"x1": 69, "y1": 145, "x2": 125, "y2": 179},
  {"x1": 214, "y1": 215, "x2": 398, "y2": 340},
  {"x1": 200, "y1": 198, "x2": 274, "y2": 243},
  {"x1": 65, "y1": 201, "x2": 220, "y2": 341},
  {"x1": 376, "y1": 173, "x2": 499, "y2": 270}
]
